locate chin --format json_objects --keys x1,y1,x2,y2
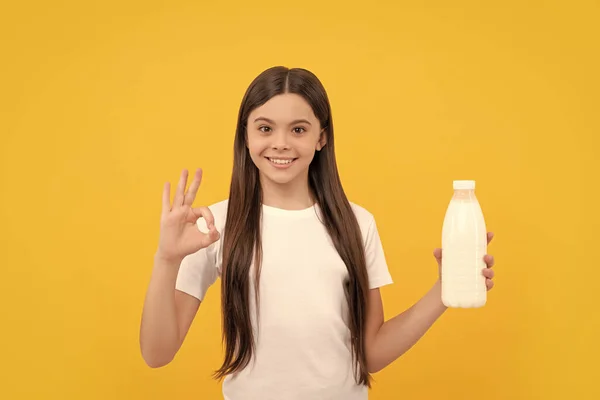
[{"x1": 260, "y1": 170, "x2": 300, "y2": 185}]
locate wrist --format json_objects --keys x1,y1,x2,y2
[
  {"x1": 432, "y1": 280, "x2": 448, "y2": 311},
  {"x1": 154, "y1": 251, "x2": 183, "y2": 269}
]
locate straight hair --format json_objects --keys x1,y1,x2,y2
[{"x1": 214, "y1": 66, "x2": 371, "y2": 387}]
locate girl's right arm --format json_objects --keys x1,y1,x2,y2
[{"x1": 139, "y1": 169, "x2": 220, "y2": 368}]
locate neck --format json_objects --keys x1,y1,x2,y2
[{"x1": 259, "y1": 173, "x2": 314, "y2": 210}]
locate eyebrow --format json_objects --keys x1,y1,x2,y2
[{"x1": 253, "y1": 117, "x2": 312, "y2": 126}]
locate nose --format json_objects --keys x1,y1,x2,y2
[{"x1": 271, "y1": 130, "x2": 290, "y2": 151}]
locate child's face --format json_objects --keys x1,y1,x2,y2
[{"x1": 246, "y1": 93, "x2": 326, "y2": 186}]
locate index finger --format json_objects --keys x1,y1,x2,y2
[
  {"x1": 192, "y1": 206, "x2": 215, "y2": 230},
  {"x1": 487, "y1": 232, "x2": 494, "y2": 244}
]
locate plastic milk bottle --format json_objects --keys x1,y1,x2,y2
[{"x1": 441, "y1": 180, "x2": 487, "y2": 308}]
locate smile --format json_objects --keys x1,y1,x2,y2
[{"x1": 266, "y1": 157, "x2": 297, "y2": 168}]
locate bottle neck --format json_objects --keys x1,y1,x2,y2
[{"x1": 453, "y1": 189, "x2": 476, "y2": 200}]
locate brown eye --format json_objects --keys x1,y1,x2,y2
[
  {"x1": 259, "y1": 126, "x2": 272, "y2": 133},
  {"x1": 293, "y1": 127, "x2": 306, "y2": 134}
]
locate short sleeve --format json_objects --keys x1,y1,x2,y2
[
  {"x1": 175, "y1": 242, "x2": 219, "y2": 301},
  {"x1": 364, "y1": 216, "x2": 393, "y2": 289}
]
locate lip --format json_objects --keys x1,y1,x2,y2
[{"x1": 265, "y1": 157, "x2": 297, "y2": 169}]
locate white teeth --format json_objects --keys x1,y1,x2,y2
[{"x1": 269, "y1": 158, "x2": 293, "y2": 165}]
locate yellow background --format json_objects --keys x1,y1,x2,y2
[{"x1": 1, "y1": 1, "x2": 598, "y2": 399}]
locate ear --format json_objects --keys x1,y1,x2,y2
[{"x1": 316, "y1": 128, "x2": 327, "y2": 151}]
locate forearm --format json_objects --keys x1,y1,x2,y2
[
  {"x1": 139, "y1": 255, "x2": 182, "y2": 367},
  {"x1": 368, "y1": 281, "x2": 447, "y2": 373}
]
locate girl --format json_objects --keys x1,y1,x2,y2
[{"x1": 139, "y1": 66, "x2": 496, "y2": 399}]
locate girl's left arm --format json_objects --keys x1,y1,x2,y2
[{"x1": 364, "y1": 233, "x2": 495, "y2": 373}]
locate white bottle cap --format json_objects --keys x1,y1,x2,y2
[{"x1": 453, "y1": 180, "x2": 476, "y2": 190}]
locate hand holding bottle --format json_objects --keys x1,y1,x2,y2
[{"x1": 433, "y1": 232, "x2": 495, "y2": 292}]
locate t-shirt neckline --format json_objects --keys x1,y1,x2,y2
[{"x1": 261, "y1": 203, "x2": 319, "y2": 218}]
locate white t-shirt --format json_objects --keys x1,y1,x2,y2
[{"x1": 176, "y1": 200, "x2": 393, "y2": 400}]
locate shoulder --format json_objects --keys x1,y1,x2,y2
[
  {"x1": 349, "y1": 201, "x2": 376, "y2": 224},
  {"x1": 207, "y1": 199, "x2": 229, "y2": 218},
  {"x1": 348, "y1": 201, "x2": 377, "y2": 236}
]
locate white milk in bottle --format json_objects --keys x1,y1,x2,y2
[{"x1": 441, "y1": 180, "x2": 487, "y2": 308}]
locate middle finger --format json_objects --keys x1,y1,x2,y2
[
  {"x1": 172, "y1": 169, "x2": 189, "y2": 208},
  {"x1": 184, "y1": 168, "x2": 203, "y2": 206}
]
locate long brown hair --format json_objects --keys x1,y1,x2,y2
[{"x1": 214, "y1": 66, "x2": 371, "y2": 386}]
